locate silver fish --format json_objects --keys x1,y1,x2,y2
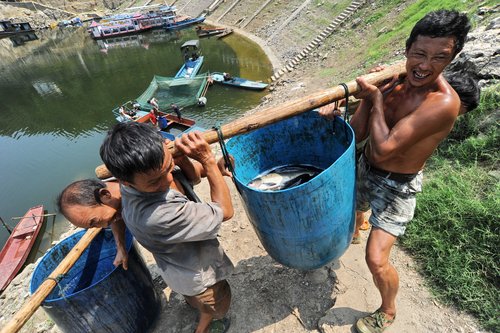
[{"x1": 248, "y1": 165, "x2": 321, "y2": 191}]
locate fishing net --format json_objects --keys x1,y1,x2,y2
[{"x1": 136, "y1": 73, "x2": 209, "y2": 109}]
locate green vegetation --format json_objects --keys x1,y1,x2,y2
[
  {"x1": 439, "y1": 84, "x2": 500, "y2": 166},
  {"x1": 314, "y1": 1, "x2": 499, "y2": 329},
  {"x1": 365, "y1": 0, "x2": 498, "y2": 64},
  {"x1": 400, "y1": 84, "x2": 500, "y2": 331}
]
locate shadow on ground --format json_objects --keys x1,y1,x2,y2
[{"x1": 150, "y1": 255, "x2": 338, "y2": 332}]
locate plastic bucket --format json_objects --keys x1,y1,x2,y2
[
  {"x1": 226, "y1": 110, "x2": 356, "y2": 270},
  {"x1": 30, "y1": 228, "x2": 160, "y2": 333}
]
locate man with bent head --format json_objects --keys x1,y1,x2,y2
[
  {"x1": 57, "y1": 179, "x2": 129, "y2": 268},
  {"x1": 100, "y1": 123, "x2": 233, "y2": 333},
  {"x1": 57, "y1": 138, "x2": 214, "y2": 271},
  {"x1": 346, "y1": 10, "x2": 470, "y2": 333},
  {"x1": 60, "y1": 123, "x2": 234, "y2": 333}
]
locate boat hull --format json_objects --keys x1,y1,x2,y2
[
  {"x1": 0, "y1": 205, "x2": 45, "y2": 291},
  {"x1": 164, "y1": 16, "x2": 205, "y2": 30},
  {"x1": 115, "y1": 106, "x2": 201, "y2": 141},
  {"x1": 175, "y1": 56, "x2": 204, "y2": 78},
  {"x1": 211, "y1": 72, "x2": 268, "y2": 90}
]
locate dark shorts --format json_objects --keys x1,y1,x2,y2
[
  {"x1": 184, "y1": 280, "x2": 231, "y2": 319},
  {"x1": 356, "y1": 154, "x2": 423, "y2": 237}
]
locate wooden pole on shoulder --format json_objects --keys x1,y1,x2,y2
[
  {"x1": 95, "y1": 61, "x2": 406, "y2": 179},
  {"x1": 0, "y1": 227, "x2": 103, "y2": 333}
]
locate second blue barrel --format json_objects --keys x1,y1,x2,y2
[
  {"x1": 30, "y1": 228, "x2": 160, "y2": 333},
  {"x1": 226, "y1": 110, "x2": 356, "y2": 270}
]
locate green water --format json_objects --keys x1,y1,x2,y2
[{"x1": 0, "y1": 27, "x2": 272, "y2": 256}]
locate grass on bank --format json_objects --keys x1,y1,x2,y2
[
  {"x1": 315, "y1": 0, "x2": 499, "y2": 330},
  {"x1": 400, "y1": 84, "x2": 500, "y2": 331},
  {"x1": 365, "y1": 0, "x2": 499, "y2": 64}
]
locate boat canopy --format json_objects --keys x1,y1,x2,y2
[
  {"x1": 180, "y1": 39, "x2": 199, "y2": 50},
  {"x1": 136, "y1": 73, "x2": 209, "y2": 108}
]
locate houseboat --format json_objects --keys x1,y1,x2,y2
[{"x1": 88, "y1": 5, "x2": 177, "y2": 39}]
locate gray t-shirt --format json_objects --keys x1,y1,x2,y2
[{"x1": 120, "y1": 184, "x2": 234, "y2": 296}]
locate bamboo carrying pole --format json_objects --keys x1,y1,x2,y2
[
  {"x1": 0, "y1": 227, "x2": 103, "y2": 333},
  {"x1": 95, "y1": 61, "x2": 406, "y2": 179}
]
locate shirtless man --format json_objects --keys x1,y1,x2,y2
[{"x1": 336, "y1": 10, "x2": 470, "y2": 332}]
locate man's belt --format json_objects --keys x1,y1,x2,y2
[{"x1": 364, "y1": 157, "x2": 418, "y2": 183}]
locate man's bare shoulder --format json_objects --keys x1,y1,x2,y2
[
  {"x1": 418, "y1": 78, "x2": 460, "y2": 119},
  {"x1": 387, "y1": 77, "x2": 460, "y2": 119}
]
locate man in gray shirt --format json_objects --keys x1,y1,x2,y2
[{"x1": 100, "y1": 122, "x2": 234, "y2": 333}]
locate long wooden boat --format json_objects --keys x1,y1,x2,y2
[
  {"x1": 175, "y1": 40, "x2": 204, "y2": 78},
  {"x1": 114, "y1": 103, "x2": 203, "y2": 141},
  {"x1": 0, "y1": 205, "x2": 45, "y2": 292},
  {"x1": 137, "y1": 111, "x2": 203, "y2": 141},
  {"x1": 217, "y1": 28, "x2": 233, "y2": 39},
  {"x1": 210, "y1": 72, "x2": 268, "y2": 91},
  {"x1": 164, "y1": 16, "x2": 205, "y2": 31},
  {"x1": 195, "y1": 26, "x2": 227, "y2": 38}
]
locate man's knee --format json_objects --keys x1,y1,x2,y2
[
  {"x1": 365, "y1": 252, "x2": 386, "y2": 273},
  {"x1": 184, "y1": 280, "x2": 231, "y2": 319},
  {"x1": 365, "y1": 243, "x2": 391, "y2": 275}
]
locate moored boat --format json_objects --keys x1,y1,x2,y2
[
  {"x1": 217, "y1": 28, "x2": 233, "y2": 39},
  {"x1": 175, "y1": 40, "x2": 204, "y2": 79},
  {"x1": 113, "y1": 103, "x2": 203, "y2": 141},
  {"x1": 195, "y1": 25, "x2": 227, "y2": 38},
  {"x1": 164, "y1": 15, "x2": 205, "y2": 31},
  {"x1": 210, "y1": 72, "x2": 268, "y2": 90},
  {"x1": 89, "y1": 5, "x2": 177, "y2": 39},
  {"x1": 137, "y1": 111, "x2": 203, "y2": 141},
  {"x1": 0, "y1": 205, "x2": 45, "y2": 292}
]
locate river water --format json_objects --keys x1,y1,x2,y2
[{"x1": 0, "y1": 26, "x2": 272, "y2": 257}]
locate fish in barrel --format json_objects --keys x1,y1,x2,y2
[{"x1": 248, "y1": 164, "x2": 323, "y2": 191}]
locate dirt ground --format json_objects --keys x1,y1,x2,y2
[
  {"x1": 129, "y1": 177, "x2": 482, "y2": 333},
  {"x1": 0, "y1": 175, "x2": 487, "y2": 333}
]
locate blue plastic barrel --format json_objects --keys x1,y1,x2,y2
[
  {"x1": 226, "y1": 110, "x2": 356, "y2": 270},
  {"x1": 30, "y1": 229, "x2": 160, "y2": 333}
]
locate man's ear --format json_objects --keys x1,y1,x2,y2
[{"x1": 98, "y1": 188, "x2": 112, "y2": 204}]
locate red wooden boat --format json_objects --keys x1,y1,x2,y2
[{"x1": 0, "y1": 205, "x2": 45, "y2": 292}]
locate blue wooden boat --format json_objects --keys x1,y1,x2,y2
[
  {"x1": 210, "y1": 72, "x2": 268, "y2": 91},
  {"x1": 164, "y1": 16, "x2": 205, "y2": 30},
  {"x1": 175, "y1": 40, "x2": 204, "y2": 78}
]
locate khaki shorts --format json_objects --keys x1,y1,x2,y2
[
  {"x1": 184, "y1": 280, "x2": 231, "y2": 319},
  {"x1": 356, "y1": 154, "x2": 423, "y2": 237}
]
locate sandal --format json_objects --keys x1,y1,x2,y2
[
  {"x1": 355, "y1": 309, "x2": 395, "y2": 333},
  {"x1": 351, "y1": 235, "x2": 362, "y2": 244},
  {"x1": 360, "y1": 220, "x2": 371, "y2": 231},
  {"x1": 209, "y1": 317, "x2": 231, "y2": 333}
]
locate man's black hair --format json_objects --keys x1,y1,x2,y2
[
  {"x1": 100, "y1": 122, "x2": 165, "y2": 183},
  {"x1": 57, "y1": 179, "x2": 105, "y2": 217},
  {"x1": 406, "y1": 10, "x2": 471, "y2": 57},
  {"x1": 445, "y1": 72, "x2": 481, "y2": 113}
]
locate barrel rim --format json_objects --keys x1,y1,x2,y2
[
  {"x1": 29, "y1": 228, "x2": 133, "y2": 303},
  {"x1": 231, "y1": 112, "x2": 355, "y2": 193}
]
